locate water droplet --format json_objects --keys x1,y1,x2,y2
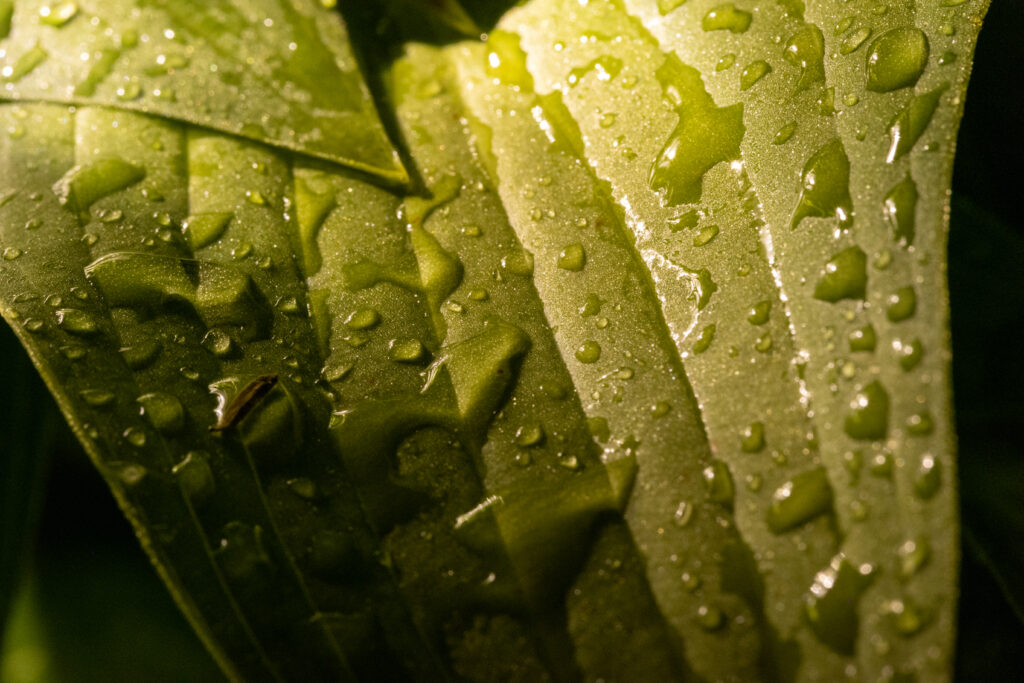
[
  {"x1": 805, "y1": 554, "x2": 875, "y2": 654},
  {"x1": 906, "y1": 411, "x2": 934, "y2": 437},
  {"x1": 886, "y1": 597, "x2": 928, "y2": 636},
  {"x1": 173, "y1": 451, "x2": 215, "y2": 503},
  {"x1": 896, "y1": 338, "x2": 924, "y2": 371},
  {"x1": 557, "y1": 243, "x2": 586, "y2": 271},
  {"x1": 747, "y1": 300, "x2": 771, "y2": 325},
  {"x1": 702, "y1": 3, "x2": 752, "y2": 33},
  {"x1": 202, "y1": 329, "x2": 236, "y2": 358},
  {"x1": 814, "y1": 247, "x2": 867, "y2": 302},
  {"x1": 938, "y1": 50, "x2": 957, "y2": 66},
  {"x1": 840, "y1": 27, "x2": 872, "y2": 55},
  {"x1": 123, "y1": 427, "x2": 147, "y2": 448},
  {"x1": 138, "y1": 392, "x2": 185, "y2": 435},
  {"x1": 657, "y1": 0, "x2": 688, "y2": 15},
  {"x1": 56, "y1": 308, "x2": 99, "y2": 336},
  {"x1": 673, "y1": 500, "x2": 694, "y2": 527},
  {"x1": 23, "y1": 319, "x2": 43, "y2": 333},
  {"x1": 652, "y1": 401, "x2": 672, "y2": 418},
  {"x1": 866, "y1": 28, "x2": 929, "y2": 93},
  {"x1": 887, "y1": 286, "x2": 917, "y2": 322},
  {"x1": 914, "y1": 454, "x2": 941, "y2": 499},
  {"x1": 2, "y1": 247, "x2": 22, "y2": 260},
  {"x1": 849, "y1": 325, "x2": 877, "y2": 352},
  {"x1": 346, "y1": 307, "x2": 381, "y2": 330},
  {"x1": 575, "y1": 340, "x2": 602, "y2": 364},
  {"x1": 80, "y1": 389, "x2": 115, "y2": 408},
  {"x1": 515, "y1": 423, "x2": 545, "y2": 448},
  {"x1": 486, "y1": 30, "x2": 533, "y2": 89},
  {"x1": 697, "y1": 604, "x2": 725, "y2": 631},
  {"x1": 567, "y1": 55, "x2": 623, "y2": 87},
  {"x1": 389, "y1": 338, "x2": 428, "y2": 364},
  {"x1": 650, "y1": 55, "x2": 745, "y2": 206},
  {"x1": 286, "y1": 477, "x2": 319, "y2": 500},
  {"x1": 716, "y1": 53, "x2": 736, "y2": 71},
  {"x1": 773, "y1": 121, "x2": 797, "y2": 145},
  {"x1": 216, "y1": 521, "x2": 272, "y2": 582},
  {"x1": 886, "y1": 84, "x2": 949, "y2": 163},
  {"x1": 39, "y1": 2, "x2": 78, "y2": 27},
  {"x1": 693, "y1": 224, "x2": 719, "y2": 246},
  {"x1": 120, "y1": 340, "x2": 162, "y2": 370},
  {"x1": 767, "y1": 467, "x2": 833, "y2": 533},
  {"x1": 844, "y1": 381, "x2": 889, "y2": 441},
  {"x1": 883, "y1": 174, "x2": 918, "y2": 246},
  {"x1": 741, "y1": 421, "x2": 766, "y2": 453},
  {"x1": 703, "y1": 460, "x2": 734, "y2": 507},
  {"x1": 693, "y1": 324, "x2": 716, "y2": 354},
  {"x1": 792, "y1": 139, "x2": 853, "y2": 230},
  {"x1": 739, "y1": 60, "x2": 772, "y2": 90},
  {"x1": 784, "y1": 25, "x2": 825, "y2": 90},
  {"x1": 468, "y1": 288, "x2": 489, "y2": 301}
]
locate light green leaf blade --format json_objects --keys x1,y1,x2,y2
[{"x1": 0, "y1": 0, "x2": 407, "y2": 185}]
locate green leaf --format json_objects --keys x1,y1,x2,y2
[
  {"x1": 0, "y1": 0, "x2": 990, "y2": 680},
  {"x1": 0, "y1": 0, "x2": 406, "y2": 185}
]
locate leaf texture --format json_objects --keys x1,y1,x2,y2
[{"x1": 0, "y1": 0, "x2": 990, "y2": 681}]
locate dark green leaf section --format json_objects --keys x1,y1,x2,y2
[{"x1": 0, "y1": 0, "x2": 406, "y2": 184}]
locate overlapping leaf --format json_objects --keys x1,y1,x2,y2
[{"x1": 0, "y1": 0, "x2": 989, "y2": 681}]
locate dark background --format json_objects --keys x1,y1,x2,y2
[{"x1": 1, "y1": 1, "x2": 1021, "y2": 680}]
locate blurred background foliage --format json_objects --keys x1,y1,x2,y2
[{"x1": 1, "y1": 1, "x2": 1021, "y2": 680}]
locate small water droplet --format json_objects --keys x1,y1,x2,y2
[
  {"x1": 346, "y1": 307, "x2": 381, "y2": 330},
  {"x1": 557, "y1": 243, "x2": 586, "y2": 271},
  {"x1": 849, "y1": 325, "x2": 877, "y2": 352},
  {"x1": 515, "y1": 423, "x2": 545, "y2": 448},
  {"x1": 739, "y1": 60, "x2": 772, "y2": 90},
  {"x1": 80, "y1": 389, "x2": 115, "y2": 408},
  {"x1": 173, "y1": 451, "x2": 215, "y2": 503},
  {"x1": 202, "y1": 329, "x2": 236, "y2": 358},
  {"x1": 747, "y1": 300, "x2": 771, "y2": 325},
  {"x1": 741, "y1": 421, "x2": 766, "y2": 453},
  {"x1": 896, "y1": 338, "x2": 924, "y2": 371},
  {"x1": 773, "y1": 121, "x2": 797, "y2": 145},
  {"x1": 897, "y1": 536, "x2": 930, "y2": 579},
  {"x1": 883, "y1": 175, "x2": 918, "y2": 246},
  {"x1": 2, "y1": 247, "x2": 22, "y2": 260},
  {"x1": 389, "y1": 338, "x2": 428, "y2": 364},
  {"x1": 575, "y1": 340, "x2": 602, "y2": 364},
  {"x1": 56, "y1": 308, "x2": 99, "y2": 336},
  {"x1": 840, "y1": 27, "x2": 872, "y2": 55},
  {"x1": 123, "y1": 427, "x2": 147, "y2": 448},
  {"x1": 886, "y1": 286, "x2": 917, "y2": 322},
  {"x1": 693, "y1": 324, "x2": 716, "y2": 354},
  {"x1": 697, "y1": 604, "x2": 725, "y2": 631},
  {"x1": 693, "y1": 224, "x2": 719, "y2": 246},
  {"x1": 39, "y1": 2, "x2": 78, "y2": 27},
  {"x1": 716, "y1": 53, "x2": 736, "y2": 71},
  {"x1": 913, "y1": 454, "x2": 941, "y2": 499},
  {"x1": 703, "y1": 460, "x2": 734, "y2": 507}
]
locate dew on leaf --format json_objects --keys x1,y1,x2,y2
[
  {"x1": 741, "y1": 421, "x2": 766, "y2": 453},
  {"x1": 773, "y1": 121, "x2": 797, "y2": 145},
  {"x1": 515, "y1": 423, "x2": 545, "y2": 448},
  {"x1": 138, "y1": 392, "x2": 186, "y2": 435},
  {"x1": 896, "y1": 338, "x2": 924, "y2": 371},
  {"x1": 557, "y1": 243, "x2": 586, "y2": 271},
  {"x1": 887, "y1": 286, "x2": 917, "y2": 322},
  {"x1": 914, "y1": 454, "x2": 941, "y2": 499},
  {"x1": 840, "y1": 27, "x2": 872, "y2": 55},
  {"x1": 813, "y1": 247, "x2": 867, "y2": 302},
  {"x1": 866, "y1": 28, "x2": 929, "y2": 93},
  {"x1": 739, "y1": 60, "x2": 772, "y2": 90},
  {"x1": 844, "y1": 381, "x2": 889, "y2": 441},
  {"x1": 697, "y1": 604, "x2": 725, "y2": 631},
  {"x1": 883, "y1": 174, "x2": 918, "y2": 246},
  {"x1": 792, "y1": 139, "x2": 853, "y2": 230},
  {"x1": 766, "y1": 467, "x2": 833, "y2": 533},
  {"x1": 389, "y1": 338, "x2": 428, "y2": 364},
  {"x1": 747, "y1": 300, "x2": 771, "y2": 325},
  {"x1": 702, "y1": 4, "x2": 752, "y2": 33},
  {"x1": 173, "y1": 451, "x2": 215, "y2": 503},
  {"x1": 783, "y1": 25, "x2": 825, "y2": 90},
  {"x1": 897, "y1": 536, "x2": 931, "y2": 579},
  {"x1": 80, "y1": 389, "x2": 115, "y2": 408},
  {"x1": 575, "y1": 340, "x2": 602, "y2": 364},
  {"x1": 849, "y1": 325, "x2": 877, "y2": 352},
  {"x1": 886, "y1": 84, "x2": 949, "y2": 163},
  {"x1": 703, "y1": 460, "x2": 734, "y2": 507},
  {"x1": 56, "y1": 308, "x2": 99, "y2": 336},
  {"x1": 123, "y1": 427, "x2": 147, "y2": 448},
  {"x1": 693, "y1": 324, "x2": 716, "y2": 354},
  {"x1": 805, "y1": 553, "x2": 875, "y2": 654}
]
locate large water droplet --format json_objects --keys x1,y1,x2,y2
[
  {"x1": 813, "y1": 247, "x2": 867, "y2": 302},
  {"x1": 886, "y1": 85, "x2": 949, "y2": 163},
  {"x1": 575, "y1": 340, "x2": 602, "y2": 364},
  {"x1": 844, "y1": 381, "x2": 889, "y2": 441},
  {"x1": 767, "y1": 467, "x2": 833, "y2": 533},
  {"x1": 883, "y1": 174, "x2": 918, "y2": 246},
  {"x1": 805, "y1": 554, "x2": 875, "y2": 654},
  {"x1": 56, "y1": 308, "x2": 99, "y2": 336},
  {"x1": 557, "y1": 243, "x2": 586, "y2": 271},
  {"x1": 866, "y1": 28, "x2": 929, "y2": 93},
  {"x1": 702, "y1": 3, "x2": 752, "y2": 33},
  {"x1": 703, "y1": 460, "x2": 735, "y2": 507},
  {"x1": 792, "y1": 139, "x2": 853, "y2": 230},
  {"x1": 784, "y1": 25, "x2": 825, "y2": 90},
  {"x1": 138, "y1": 392, "x2": 185, "y2": 435}
]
